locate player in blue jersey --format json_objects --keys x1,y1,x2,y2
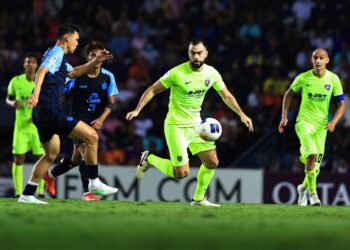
[
  {"x1": 19, "y1": 24, "x2": 118, "y2": 204},
  {"x1": 43, "y1": 41, "x2": 118, "y2": 201}
]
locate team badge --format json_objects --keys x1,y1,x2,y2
[
  {"x1": 177, "y1": 156, "x2": 183, "y2": 162},
  {"x1": 204, "y1": 79, "x2": 210, "y2": 87},
  {"x1": 66, "y1": 116, "x2": 74, "y2": 122},
  {"x1": 102, "y1": 82, "x2": 107, "y2": 90},
  {"x1": 325, "y1": 84, "x2": 330, "y2": 91}
]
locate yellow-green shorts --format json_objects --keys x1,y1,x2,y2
[
  {"x1": 164, "y1": 123, "x2": 216, "y2": 167},
  {"x1": 12, "y1": 129, "x2": 44, "y2": 155},
  {"x1": 295, "y1": 121, "x2": 327, "y2": 167}
]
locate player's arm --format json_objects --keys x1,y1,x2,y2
[
  {"x1": 326, "y1": 96, "x2": 346, "y2": 132},
  {"x1": 6, "y1": 94, "x2": 20, "y2": 109},
  {"x1": 27, "y1": 66, "x2": 49, "y2": 108},
  {"x1": 278, "y1": 88, "x2": 294, "y2": 134},
  {"x1": 91, "y1": 96, "x2": 116, "y2": 130},
  {"x1": 68, "y1": 50, "x2": 113, "y2": 79},
  {"x1": 217, "y1": 86, "x2": 253, "y2": 131},
  {"x1": 126, "y1": 80, "x2": 167, "y2": 120}
]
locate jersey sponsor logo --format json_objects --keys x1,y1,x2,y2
[
  {"x1": 306, "y1": 83, "x2": 310, "y2": 87},
  {"x1": 185, "y1": 81, "x2": 191, "y2": 84},
  {"x1": 87, "y1": 93, "x2": 101, "y2": 112},
  {"x1": 308, "y1": 92, "x2": 327, "y2": 101},
  {"x1": 79, "y1": 85, "x2": 88, "y2": 88},
  {"x1": 102, "y1": 82, "x2": 107, "y2": 90},
  {"x1": 204, "y1": 79, "x2": 210, "y2": 87},
  {"x1": 188, "y1": 89, "x2": 206, "y2": 97},
  {"x1": 325, "y1": 84, "x2": 330, "y2": 91}
]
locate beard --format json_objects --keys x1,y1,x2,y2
[{"x1": 190, "y1": 60, "x2": 204, "y2": 69}]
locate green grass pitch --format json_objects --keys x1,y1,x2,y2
[{"x1": 1, "y1": 199, "x2": 350, "y2": 250}]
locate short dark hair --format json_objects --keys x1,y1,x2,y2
[
  {"x1": 24, "y1": 52, "x2": 39, "y2": 63},
  {"x1": 84, "y1": 41, "x2": 105, "y2": 57},
  {"x1": 189, "y1": 38, "x2": 206, "y2": 47},
  {"x1": 56, "y1": 23, "x2": 80, "y2": 39}
]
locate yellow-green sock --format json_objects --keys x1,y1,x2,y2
[
  {"x1": 193, "y1": 164, "x2": 215, "y2": 201},
  {"x1": 302, "y1": 176, "x2": 308, "y2": 189},
  {"x1": 147, "y1": 154, "x2": 174, "y2": 178},
  {"x1": 12, "y1": 163, "x2": 23, "y2": 195},
  {"x1": 37, "y1": 179, "x2": 45, "y2": 195},
  {"x1": 305, "y1": 168, "x2": 317, "y2": 194}
]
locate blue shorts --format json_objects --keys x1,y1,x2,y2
[{"x1": 33, "y1": 105, "x2": 79, "y2": 142}]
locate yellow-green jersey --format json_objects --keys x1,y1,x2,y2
[
  {"x1": 291, "y1": 69, "x2": 344, "y2": 127},
  {"x1": 160, "y1": 62, "x2": 225, "y2": 126},
  {"x1": 7, "y1": 74, "x2": 37, "y2": 132}
]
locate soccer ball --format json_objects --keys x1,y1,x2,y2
[{"x1": 198, "y1": 118, "x2": 222, "y2": 141}]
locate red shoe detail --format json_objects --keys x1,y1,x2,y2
[
  {"x1": 43, "y1": 172, "x2": 56, "y2": 198},
  {"x1": 82, "y1": 193, "x2": 100, "y2": 201}
]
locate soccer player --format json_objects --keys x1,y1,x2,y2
[
  {"x1": 19, "y1": 23, "x2": 118, "y2": 204},
  {"x1": 44, "y1": 41, "x2": 118, "y2": 201},
  {"x1": 6, "y1": 53, "x2": 45, "y2": 198},
  {"x1": 278, "y1": 48, "x2": 345, "y2": 206},
  {"x1": 126, "y1": 39, "x2": 253, "y2": 207}
]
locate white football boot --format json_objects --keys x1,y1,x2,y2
[
  {"x1": 191, "y1": 197, "x2": 221, "y2": 207},
  {"x1": 18, "y1": 195, "x2": 48, "y2": 204},
  {"x1": 136, "y1": 151, "x2": 151, "y2": 180},
  {"x1": 88, "y1": 179, "x2": 118, "y2": 197},
  {"x1": 309, "y1": 193, "x2": 321, "y2": 206},
  {"x1": 297, "y1": 184, "x2": 308, "y2": 206}
]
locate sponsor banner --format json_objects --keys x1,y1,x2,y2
[
  {"x1": 264, "y1": 171, "x2": 350, "y2": 205},
  {"x1": 23, "y1": 165, "x2": 263, "y2": 203}
]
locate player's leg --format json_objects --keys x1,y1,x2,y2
[
  {"x1": 69, "y1": 121, "x2": 118, "y2": 196},
  {"x1": 33, "y1": 155, "x2": 45, "y2": 198},
  {"x1": 136, "y1": 124, "x2": 191, "y2": 179},
  {"x1": 11, "y1": 129, "x2": 31, "y2": 197},
  {"x1": 19, "y1": 135, "x2": 60, "y2": 204},
  {"x1": 307, "y1": 128, "x2": 327, "y2": 206},
  {"x1": 189, "y1": 130, "x2": 219, "y2": 207},
  {"x1": 193, "y1": 150, "x2": 218, "y2": 201},
  {"x1": 76, "y1": 144, "x2": 100, "y2": 201},
  {"x1": 12, "y1": 154, "x2": 25, "y2": 197},
  {"x1": 44, "y1": 143, "x2": 82, "y2": 197},
  {"x1": 31, "y1": 132, "x2": 45, "y2": 198},
  {"x1": 295, "y1": 121, "x2": 318, "y2": 206}
]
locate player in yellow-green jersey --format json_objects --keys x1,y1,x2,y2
[
  {"x1": 126, "y1": 39, "x2": 253, "y2": 206},
  {"x1": 6, "y1": 53, "x2": 45, "y2": 198},
  {"x1": 279, "y1": 49, "x2": 346, "y2": 206}
]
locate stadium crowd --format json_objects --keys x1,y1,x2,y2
[{"x1": 0, "y1": 0, "x2": 349, "y2": 172}]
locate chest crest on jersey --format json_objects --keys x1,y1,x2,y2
[
  {"x1": 102, "y1": 82, "x2": 107, "y2": 90},
  {"x1": 204, "y1": 78, "x2": 210, "y2": 87},
  {"x1": 325, "y1": 83, "x2": 330, "y2": 91}
]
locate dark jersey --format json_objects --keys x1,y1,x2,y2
[
  {"x1": 38, "y1": 46, "x2": 73, "y2": 108},
  {"x1": 64, "y1": 68, "x2": 118, "y2": 123}
]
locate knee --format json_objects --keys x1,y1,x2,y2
[
  {"x1": 205, "y1": 159, "x2": 219, "y2": 169},
  {"x1": 306, "y1": 154, "x2": 316, "y2": 170},
  {"x1": 174, "y1": 170, "x2": 190, "y2": 179},
  {"x1": 14, "y1": 156, "x2": 25, "y2": 165},
  {"x1": 86, "y1": 130, "x2": 99, "y2": 145},
  {"x1": 44, "y1": 150, "x2": 59, "y2": 163}
]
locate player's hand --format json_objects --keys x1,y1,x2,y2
[
  {"x1": 126, "y1": 110, "x2": 139, "y2": 121},
  {"x1": 278, "y1": 117, "x2": 288, "y2": 134},
  {"x1": 13, "y1": 100, "x2": 20, "y2": 109},
  {"x1": 90, "y1": 118, "x2": 103, "y2": 130},
  {"x1": 96, "y1": 49, "x2": 113, "y2": 63},
  {"x1": 241, "y1": 115, "x2": 254, "y2": 132},
  {"x1": 326, "y1": 121, "x2": 336, "y2": 132},
  {"x1": 26, "y1": 93, "x2": 39, "y2": 108}
]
